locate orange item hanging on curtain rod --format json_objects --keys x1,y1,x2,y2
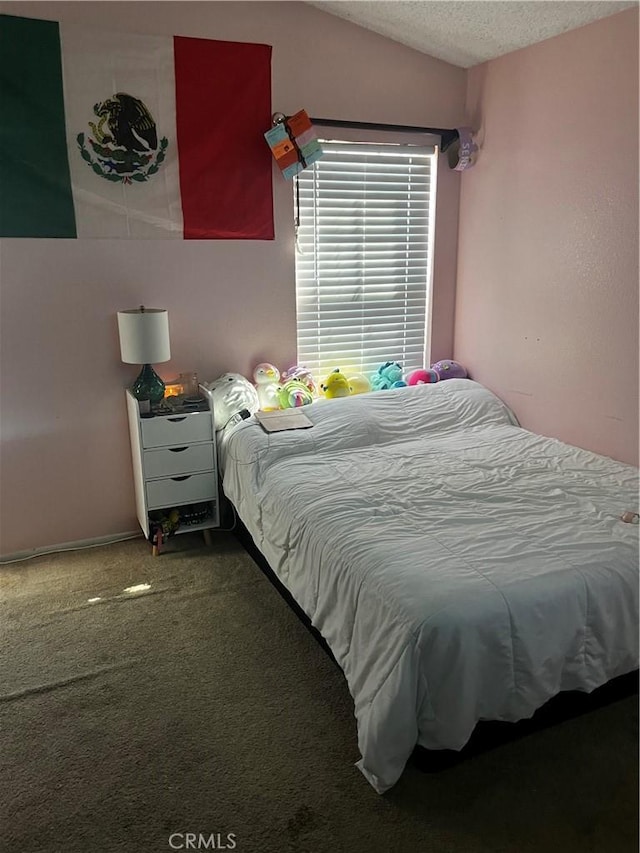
[{"x1": 264, "y1": 109, "x2": 324, "y2": 180}]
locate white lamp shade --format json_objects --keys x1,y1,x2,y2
[{"x1": 117, "y1": 308, "x2": 171, "y2": 364}]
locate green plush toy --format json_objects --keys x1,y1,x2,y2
[{"x1": 277, "y1": 379, "x2": 314, "y2": 408}]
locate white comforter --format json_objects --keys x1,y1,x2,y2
[{"x1": 219, "y1": 380, "x2": 639, "y2": 793}]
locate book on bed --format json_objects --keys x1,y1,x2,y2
[{"x1": 254, "y1": 409, "x2": 313, "y2": 432}]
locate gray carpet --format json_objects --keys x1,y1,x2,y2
[{"x1": 1, "y1": 533, "x2": 637, "y2": 853}]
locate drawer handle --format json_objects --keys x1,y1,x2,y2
[
  {"x1": 168, "y1": 446, "x2": 188, "y2": 453},
  {"x1": 167, "y1": 417, "x2": 187, "y2": 423},
  {"x1": 171, "y1": 475, "x2": 191, "y2": 482}
]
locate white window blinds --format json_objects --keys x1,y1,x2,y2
[{"x1": 294, "y1": 141, "x2": 436, "y2": 381}]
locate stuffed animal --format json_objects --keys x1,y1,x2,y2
[
  {"x1": 320, "y1": 369, "x2": 351, "y2": 399},
  {"x1": 253, "y1": 362, "x2": 281, "y2": 410},
  {"x1": 281, "y1": 365, "x2": 317, "y2": 396},
  {"x1": 370, "y1": 361, "x2": 407, "y2": 391},
  {"x1": 407, "y1": 368, "x2": 439, "y2": 385},
  {"x1": 204, "y1": 372, "x2": 259, "y2": 430},
  {"x1": 277, "y1": 379, "x2": 314, "y2": 408},
  {"x1": 431, "y1": 360, "x2": 468, "y2": 380},
  {"x1": 348, "y1": 373, "x2": 371, "y2": 395}
]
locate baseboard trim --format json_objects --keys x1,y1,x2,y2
[{"x1": 0, "y1": 531, "x2": 143, "y2": 564}]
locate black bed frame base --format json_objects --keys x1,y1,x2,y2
[
  {"x1": 234, "y1": 522, "x2": 638, "y2": 773},
  {"x1": 411, "y1": 669, "x2": 638, "y2": 772}
]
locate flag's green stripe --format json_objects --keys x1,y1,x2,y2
[{"x1": 0, "y1": 15, "x2": 76, "y2": 237}]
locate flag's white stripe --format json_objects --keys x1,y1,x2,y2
[{"x1": 59, "y1": 25, "x2": 183, "y2": 239}]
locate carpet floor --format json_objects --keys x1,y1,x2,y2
[{"x1": 1, "y1": 533, "x2": 637, "y2": 853}]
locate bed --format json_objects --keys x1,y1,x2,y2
[{"x1": 217, "y1": 379, "x2": 639, "y2": 793}]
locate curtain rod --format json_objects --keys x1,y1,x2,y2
[{"x1": 309, "y1": 117, "x2": 459, "y2": 152}]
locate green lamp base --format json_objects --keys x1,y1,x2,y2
[{"x1": 131, "y1": 364, "x2": 165, "y2": 405}]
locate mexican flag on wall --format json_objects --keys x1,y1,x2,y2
[{"x1": 0, "y1": 14, "x2": 274, "y2": 239}]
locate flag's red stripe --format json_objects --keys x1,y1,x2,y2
[{"x1": 174, "y1": 36, "x2": 273, "y2": 240}]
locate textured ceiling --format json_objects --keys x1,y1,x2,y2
[{"x1": 307, "y1": 1, "x2": 637, "y2": 67}]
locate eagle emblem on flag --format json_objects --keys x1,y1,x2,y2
[{"x1": 77, "y1": 92, "x2": 168, "y2": 184}]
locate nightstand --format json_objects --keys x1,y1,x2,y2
[{"x1": 125, "y1": 390, "x2": 220, "y2": 554}]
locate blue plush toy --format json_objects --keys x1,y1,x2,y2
[{"x1": 370, "y1": 361, "x2": 407, "y2": 391}]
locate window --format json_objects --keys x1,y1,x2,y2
[{"x1": 294, "y1": 141, "x2": 436, "y2": 381}]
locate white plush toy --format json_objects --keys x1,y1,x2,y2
[
  {"x1": 253, "y1": 362, "x2": 281, "y2": 411},
  {"x1": 203, "y1": 373, "x2": 259, "y2": 431}
]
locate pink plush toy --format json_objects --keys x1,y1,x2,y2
[
  {"x1": 407, "y1": 368, "x2": 439, "y2": 385},
  {"x1": 282, "y1": 365, "x2": 317, "y2": 395}
]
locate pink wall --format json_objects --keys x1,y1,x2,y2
[
  {"x1": 0, "y1": 2, "x2": 465, "y2": 555},
  {"x1": 455, "y1": 9, "x2": 639, "y2": 466}
]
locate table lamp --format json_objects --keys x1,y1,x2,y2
[{"x1": 117, "y1": 306, "x2": 171, "y2": 404}]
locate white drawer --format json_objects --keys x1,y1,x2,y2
[
  {"x1": 143, "y1": 444, "x2": 215, "y2": 479},
  {"x1": 146, "y1": 472, "x2": 218, "y2": 510},
  {"x1": 141, "y1": 412, "x2": 212, "y2": 448}
]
